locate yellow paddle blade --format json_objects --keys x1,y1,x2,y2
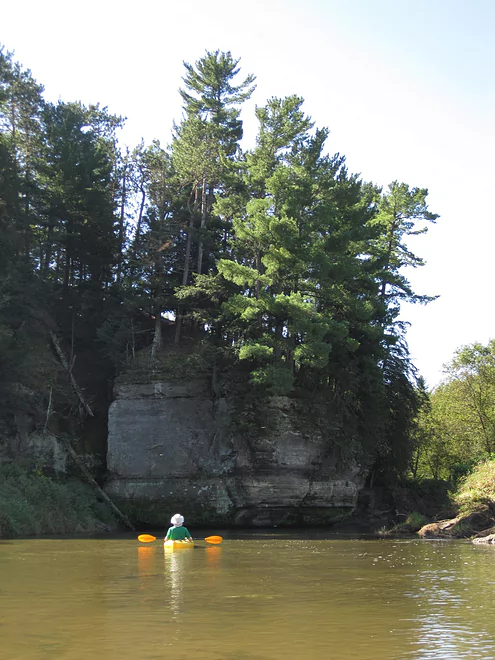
[
  {"x1": 138, "y1": 534, "x2": 157, "y2": 543},
  {"x1": 204, "y1": 535, "x2": 223, "y2": 544}
]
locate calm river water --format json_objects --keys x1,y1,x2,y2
[{"x1": 1, "y1": 532, "x2": 495, "y2": 660}]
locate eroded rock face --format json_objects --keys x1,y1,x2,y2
[{"x1": 105, "y1": 382, "x2": 364, "y2": 526}]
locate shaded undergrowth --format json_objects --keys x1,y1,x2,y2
[{"x1": 0, "y1": 463, "x2": 117, "y2": 537}]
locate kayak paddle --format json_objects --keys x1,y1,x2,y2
[
  {"x1": 138, "y1": 534, "x2": 223, "y2": 544},
  {"x1": 203, "y1": 535, "x2": 223, "y2": 544},
  {"x1": 138, "y1": 534, "x2": 158, "y2": 543}
]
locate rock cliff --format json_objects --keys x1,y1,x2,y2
[{"x1": 105, "y1": 381, "x2": 365, "y2": 527}]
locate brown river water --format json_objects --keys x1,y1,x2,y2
[{"x1": 1, "y1": 532, "x2": 495, "y2": 660}]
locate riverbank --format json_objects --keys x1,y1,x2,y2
[
  {"x1": 3, "y1": 458, "x2": 495, "y2": 542},
  {"x1": 417, "y1": 457, "x2": 495, "y2": 542},
  {"x1": 380, "y1": 458, "x2": 495, "y2": 543},
  {"x1": 0, "y1": 464, "x2": 118, "y2": 537}
]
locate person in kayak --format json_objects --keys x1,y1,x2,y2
[{"x1": 164, "y1": 514, "x2": 193, "y2": 542}]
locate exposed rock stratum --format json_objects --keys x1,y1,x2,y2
[{"x1": 105, "y1": 381, "x2": 364, "y2": 527}]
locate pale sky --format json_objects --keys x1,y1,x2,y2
[{"x1": 3, "y1": 0, "x2": 494, "y2": 388}]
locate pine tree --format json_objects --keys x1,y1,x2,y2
[
  {"x1": 371, "y1": 181, "x2": 439, "y2": 322},
  {"x1": 172, "y1": 51, "x2": 255, "y2": 343},
  {"x1": 212, "y1": 96, "x2": 379, "y2": 396},
  {"x1": 42, "y1": 101, "x2": 123, "y2": 291},
  {"x1": 0, "y1": 45, "x2": 45, "y2": 263}
]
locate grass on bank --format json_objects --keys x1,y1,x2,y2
[
  {"x1": 453, "y1": 457, "x2": 495, "y2": 513},
  {"x1": 0, "y1": 463, "x2": 118, "y2": 537}
]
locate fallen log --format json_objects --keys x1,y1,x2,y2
[
  {"x1": 49, "y1": 331, "x2": 94, "y2": 417},
  {"x1": 56, "y1": 434, "x2": 135, "y2": 532}
]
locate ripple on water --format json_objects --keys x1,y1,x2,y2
[{"x1": 1, "y1": 536, "x2": 495, "y2": 660}]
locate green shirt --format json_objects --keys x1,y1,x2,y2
[{"x1": 165, "y1": 525, "x2": 192, "y2": 541}]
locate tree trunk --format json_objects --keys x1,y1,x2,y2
[
  {"x1": 274, "y1": 321, "x2": 282, "y2": 361},
  {"x1": 42, "y1": 223, "x2": 54, "y2": 277},
  {"x1": 150, "y1": 310, "x2": 162, "y2": 360},
  {"x1": 117, "y1": 156, "x2": 128, "y2": 284},
  {"x1": 129, "y1": 185, "x2": 146, "y2": 286},
  {"x1": 175, "y1": 184, "x2": 198, "y2": 345},
  {"x1": 255, "y1": 248, "x2": 263, "y2": 330},
  {"x1": 196, "y1": 175, "x2": 208, "y2": 275},
  {"x1": 49, "y1": 331, "x2": 94, "y2": 417},
  {"x1": 56, "y1": 434, "x2": 135, "y2": 531}
]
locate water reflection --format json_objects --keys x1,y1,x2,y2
[
  {"x1": 2, "y1": 536, "x2": 495, "y2": 659},
  {"x1": 205, "y1": 544, "x2": 222, "y2": 567},
  {"x1": 404, "y1": 541, "x2": 495, "y2": 659},
  {"x1": 137, "y1": 544, "x2": 156, "y2": 577},
  {"x1": 163, "y1": 546, "x2": 194, "y2": 616}
]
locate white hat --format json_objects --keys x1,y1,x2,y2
[{"x1": 171, "y1": 513, "x2": 184, "y2": 526}]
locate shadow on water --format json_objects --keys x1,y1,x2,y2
[{"x1": 5, "y1": 525, "x2": 386, "y2": 543}]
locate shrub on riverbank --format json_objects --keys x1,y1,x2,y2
[{"x1": 0, "y1": 464, "x2": 117, "y2": 537}]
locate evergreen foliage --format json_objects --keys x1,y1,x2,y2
[{"x1": 0, "y1": 45, "x2": 439, "y2": 480}]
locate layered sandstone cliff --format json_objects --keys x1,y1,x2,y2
[{"x1": 105, "y1": 381, "x2": 365, "y2": 527}]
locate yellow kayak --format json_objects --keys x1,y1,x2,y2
[{"x1": 164, "y1": 540, "x2": 194, "y2": 550}]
